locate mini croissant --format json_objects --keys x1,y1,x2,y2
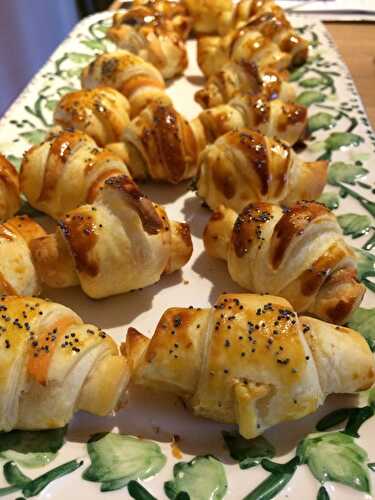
[
  {"x1": 196, "y1": 129, "x2": 328, "y2": 212},
  {"x1": 0, "y1": 154, "x2": 21, "y2": 222},
  {"x1": 0, "y1": 216, "x2": 45, "y2": 297},
  {"x1": 182, "y1": 0, "x2": 232, "y2": 34},
  {"x1": 20, "y1": 130, "x2": 130, "y2": 220},
  {"x1": 204, "y1": 202, "x2": 365, "y2": 324},
  {"x1": 125, "y1": 293, "x2": 374, "y2": 438},
  {"x1": 81, "y1": 50, "x2": 172, "y2": 118},
  {"x1": 0, "y1": 296, "x2": 129, "y2": 431},
  {"x1": 198, "y1": 94, "x2": 307, "y2": 146},
  {"x1": 195, "y1": 61, "x2": 295, "y2": 109},
  {"x1": 197, "y1": 30, "x2": 291, "y2": 78},
  {"x1": 107, "y1": 7, "x2": 188, "y2": 79},
  {"x1": 218, "y1": 0, "x2": 284, "y2": 35},
  {"x1": 132, "y1": 0, "x2": 192, "y2": 40},
  {"x1": 53, "y1": 87, "x2": 130, "y2": 147},
  {"x1": 30, "y1": 175, "x2": 193, "y2": 299},
  {"x1": 109, "y1": 102, "x2": 206, "y2": 183}
]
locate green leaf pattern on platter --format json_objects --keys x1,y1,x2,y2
[
  {"x1": 164, "y1": 455, "x2": 227, "y2": 500},
  {"x1": 297, "y1": 432, "x2": 370, "y2": 493},
  {"x1": 317, "y1": 192, "x2": 340, "y2": 210},
  {"x1": 83, "y1": 433, "x2": 166, "y2": 492}
]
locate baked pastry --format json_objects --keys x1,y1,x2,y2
[
  {"x1": 30, "y1": 175, "x2": 193, "y2": 299},
  {"x1": 196, "y1": 129, "x2": 328, "y2": 212},
  {"x1": 20, "y1": 130, "x2": 130, "y2": 220},
  {"x1": 0, "y1": 215, "x2": 45, "y2": 297},
  {"x1": 195, "y1": 61, "x2": 295, "y2": 109},
  {"x1": 107, "y1": 7, "x2": 188, "y2": 79},
  {"x1": 197, "y1": 31, "x2": 291, "y2": 78},
  {"x1": 218, "y1": 0, "x2": 284, "y2": 34},
  {"x1": 0, "y1": 296, "x2": 129, "y2": 431},
  {"x1": 183, "y1": 0, "x2": 232, "y2": 34},
  {"x1": 204, "y1": 202, "x2": 365, "y2": 324},
  {"x1": 241, "y1": 10, "x2": 309, "y2": 67},
  {"x1": 198, "y1": 94, "x2": 307, "y2": 146},
  {"x1": 0, "y1": 154, "x2": 21, "y2": 222},
  {"x1": 81, "y1": 50, "x2": 172, "y2": 117},
  {"x1": 132, "y1": 0, "x2": 192, "y2": 40},
  {"x1": 109, "y1": 102, "x2": 206, "y2": 183},
  {"x1": 125, "y1": 293, "x2": 374, "y2": 438},
  {"x1": 53, "y1": 87, "x2": 130, "y2": 147}
]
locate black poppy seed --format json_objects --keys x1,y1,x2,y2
[
  {"x1": 251, "y1": 348, "x2": 256, "y2": 353},
  {"x1": 241, "y1": 352, "x2": 245, "y2": 357},
  {"x1": 227, "y1": 325, "x2": 231, "y2": 330},
  {"x1": 238, "y1": 336, "x2": 243, "y2": 340},
  {"x1": 224, "y1": 369, "x2": 229, "y2": 374},
  {"x1": 305, "y1": 356, "x2": 310, "y2": 360},
  {"x1": 224, "y1": 339, "x2": 230, "y2": 347},
  {"x1": 196, "y1": 324, "x2": 201, "y2": 329},
  {"x1": 174, "y1": 343, "x2": 179, "y2": 348},
  {"x1": 4, "y1": 339, "x2": 10, "y2": 348},
  {"x1": 255, "y1": 325, "x2": 259, "y2": 330}
]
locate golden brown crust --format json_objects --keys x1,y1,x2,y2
[
  {"x1": 81, "y1": 50, "x2": 172, "y2": 117},
  {"x1": 204, "y1": 202, "x2": 364, "y2": 323},
  {"x1": 196, "y1": 129, "x2": 327, "y2": 212},
  {"x1": 0, "y1": 296, "x2": 127, "y2": 430},
  {"x1": 20, "y1": 130, "x2": 129, "y2": 220},
  {"x1": 132, "y1": 293, "x2": 375, "y2": 438},
  {"x1": 0, "y1": 154, "x2": 21, "y2": 222},
  {"x1": 108, "y1": 6, "x2": 189, "y2": 79},
  {"x1": 123, "y1": 103, "x2": 205, "y2": 183},
  {"x1": 0, "y1": 216, "x2": 46, "y2": 297},
  {"x1": 54, "y1": 87, "x2": 130, "y2": 146}
]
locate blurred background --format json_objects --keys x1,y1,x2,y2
[{"x1": 0, "y1": 0, "x2": 112, "y2": 117}]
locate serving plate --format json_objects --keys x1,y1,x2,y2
[{"x1": 0, "y1": 11, "x2": 374, "y2": 500}]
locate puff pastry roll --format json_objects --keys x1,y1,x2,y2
[
  {"x1": 195, "y1": 61, "x2": 295, "y2": 109},
  {"x1": 125, "y1": 293, "x2": 374, "y2": 438},
  {"x1": 132, "y1": 0, "x2": 192, "y2": 40},
  {"x1": 110, "y1": 102, "x2": 206, "y2": 183},
  {"x1": 198, "y1": 94, "x2": 307, "y2": 146},
  {"x1": 0, "y1": 154, "x2": 21, "y2": 222},
  {"x1": 108, "y1": 7, "x2": 188, "y2": 79},
  {"x1": 0, "y1": 296, "x2": 129, "y2": 431},
  {"x1": 197, "y1": 30, "x2": 291, "y2": 78},
  {"x1": 30, "y1": 175, "x2": 193, "y2": 299},
  {"x1": 204, "y1": 202, "x2": 365, "y2": 324},
  {"x1": 218, "y1": 0, "x2": 284, "y2": 34},
  {"x1": 242, "y1": 11, "x2": 309, "y2": 67},
  {"x1": 53, "y1": 87, "x2": 130, "y2": 147},
  {"x1": 196, "y1": 129, "x2": 328, "y2": 212},
  {"x1": 81, "y1": 50, "x2": 172, "y2": 117},
  {"x1": 20, "y1": 130, "x2": 130, "y2": 220},
  {"x1": 0, "y1": 216, "x2": 45, "y2": 297},
  {"x1": 182, "y1": 0, "x2": 232, "y2": 34}
]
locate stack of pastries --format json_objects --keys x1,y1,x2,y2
[{"x1": 0, "y1": 0, "x2": 372, "y2": 443}]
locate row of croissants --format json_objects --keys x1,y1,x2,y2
[
  {"x1": 0, "y1": 0, "x2": 372, "y2": 439},
  {"x1": 1, "y1": 293, "x2": 374, "y2": 438}
]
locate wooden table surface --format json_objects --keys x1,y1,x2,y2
[{"x1": 108, "y1": 2, "x2": 375, "y2": 128}]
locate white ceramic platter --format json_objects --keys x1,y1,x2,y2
[{"x1": 0, "y1": 11, "x2": 374, "y2": 500}]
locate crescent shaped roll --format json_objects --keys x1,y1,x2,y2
[
  {"x1": 0, "y1": 216, "x2": 46, "y2": 297},
  {"x1": 182, "y1": 0, "x2": 232, "y2": 34},
  {"x1": 195, "y1": 61, "x2": 295, "y2": 109},
  {"x1": 198, "y1": 94, "x2": 308, "y2": 146},
  {"x1": 111, "y1": 103, "x2": 206, "y2": 183},
  {"x1": 107, "y1": 8, "x2": 188, "y2": 79},
  {"x1": 204, "y1": 202, "x2": 365, "y2": 324},
  {"x1": 242, "y1": 11, "x2": 309, "y2": 67},
  {"x1": 0, "y1": 296, "x2": 129, "y2": 431},
  {"x1": 132, "y1": 0, "x2": 192, "y2": 40},
  {"x1": 30, "y1": 175, "x2": 193, "y2": 299},
  {"x1": 0, "y1": 154, "x2": 21, "y2": 222},
  {"x1": 125, "y1": 293, "x2": 374, "y2": 438},
  {"x1": 20, "y1": 130, "x2": 130, "y2": 220},
  {"x1": 81, "y1": 50, "x2": 172, "y2": 118},
  {"x1": 53, "y1": 87, "x2": 130, "y2": 147},
  {"x1": 196, "y1": 129, "x2": 328, "y2": 212},
  {"x1": 197, "y1": 30, "x2": 291, "y2": 78}
]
